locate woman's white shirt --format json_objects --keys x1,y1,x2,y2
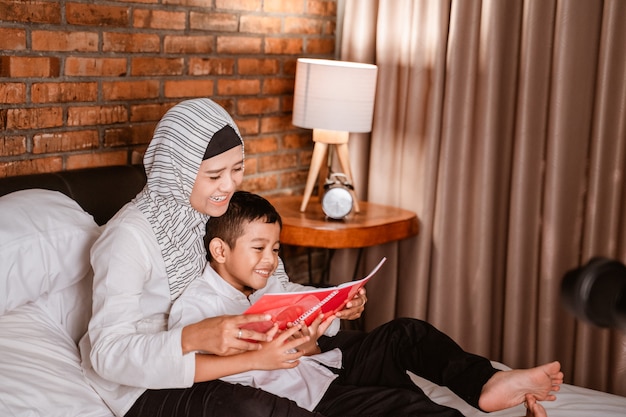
[{"x1": 79, "y1": 202, "x2": 195, "y2": 417}]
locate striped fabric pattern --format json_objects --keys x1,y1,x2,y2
[{"x1": 134, "y1": 98, "x2": 244, "y2": 300}]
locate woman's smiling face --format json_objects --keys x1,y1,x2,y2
[{"x1": 189, "y1": 145, "x2": 244, "y2": 216}]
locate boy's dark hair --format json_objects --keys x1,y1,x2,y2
[{"x1": 204, "y1": 191, "x2": 282, "y2": 261}]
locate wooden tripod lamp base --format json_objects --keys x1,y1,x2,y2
[{"x1": 300, "y1": 129, "x2": 360, "y2": 213}]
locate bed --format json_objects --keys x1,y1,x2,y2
[{"x1": 0, "y1": 164, "x2": 624, "y2": 416}]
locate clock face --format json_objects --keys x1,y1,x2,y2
[{"x1": 322, "y1": 187, "x2": 353, "y2": 219}]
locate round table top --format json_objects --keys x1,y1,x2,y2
[{"x1": 268, "y1": 196, "x2": 419, "y2": 249}]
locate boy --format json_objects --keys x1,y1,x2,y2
[
  {"x1": 168, "y1": 191, "x2": 341, "y2": 412},
  {"x1": 169, "y1": 191, "x2": 557, "y2": 417}
]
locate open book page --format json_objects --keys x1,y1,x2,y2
[{"x1": 242, "y1": 257, "x2": 386, "y2": 333}]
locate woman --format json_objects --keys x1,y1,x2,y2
[
  {"x1": 79, "y1": 98, "x2": 340, "y2": 416},
  {"x1": 80, "y1": 98, "x2": 559, "y2": 417}
]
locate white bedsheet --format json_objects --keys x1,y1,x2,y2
[{"x1": 410, "y1": 364, "x2": 626, "y2": 416}]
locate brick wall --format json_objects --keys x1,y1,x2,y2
[
  {"x1": 0, "y1": 0, "x2": 337, "y2": 283},
  {"x1": 0, "y1": 0, "x2": 338, "y2": 200}
]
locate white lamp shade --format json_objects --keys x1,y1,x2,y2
[{"x1": 292, "y1": 58, "x2": 378, "y2": 133}]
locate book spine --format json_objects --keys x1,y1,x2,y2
[{"x1": 295, "y1": 289, "x2": 339, "y2": 323}]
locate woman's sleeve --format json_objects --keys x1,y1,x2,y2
[{"x1": 87, "y1": 215, "x2": 195, "y2": 389}]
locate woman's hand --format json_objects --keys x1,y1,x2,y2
[
  {"x1": 193, "y1": 325, "x2": 306, "y2": 382},
  {"x1": 334, "y1": 287, "x2": 367, "y2": 320},
  {"x1": 181, "y1": 313, "x2": 278, "y2": 356}
]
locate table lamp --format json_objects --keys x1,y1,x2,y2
[{"x1": 292, "y1": 58, "x2": 378, "y2": 214}]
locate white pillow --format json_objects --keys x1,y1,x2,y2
[
  {"x1": 0, "y1": 302, "x2": 113, "y2": 416},
  {"x1": 0, "y1": 189, "x2": 101, "y2": 315},
  {"x1": 38, "y1": 273, "x2": 94, "y2": 343}
]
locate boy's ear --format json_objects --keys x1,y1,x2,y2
[{"x1": 208, "y1": 238, "x2": 228, "y2": 263}]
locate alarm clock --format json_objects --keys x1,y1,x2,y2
[{"x1": 321, "y1": 173, "x2": 354, "y2": 220}]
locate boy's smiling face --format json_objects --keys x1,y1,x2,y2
[{"x1": 217, "y1": 219, "x2": 281, "y2": 295}]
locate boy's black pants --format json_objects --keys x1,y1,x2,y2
[{"x1": 314, "y1": 317, "x2": 498, "y2": 416}]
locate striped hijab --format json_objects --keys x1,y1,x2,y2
[{"x1": 134, "y1": 99, "x2": 244, "y2": 300}]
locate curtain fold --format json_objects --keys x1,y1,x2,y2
[{"x1": 340, "y1": 0, "x2": 626, "y2": 396}]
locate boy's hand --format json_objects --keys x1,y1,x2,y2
[
  {"x1": 288, "y1": 314, "x2": 334, "y2": 356},
  {"x1": 335, "y1": 287, "x2": 367, "y2": 320},
  {"x1": 248, "y1": 325, "x2": 308, "y2": 370}
]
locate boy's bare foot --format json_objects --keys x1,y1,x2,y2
[
  {"x1": 478, "y1": 361, "x2": 563, "y2": 412},
  {"x1": 525, "y1": 394, "x2": 547, "y2": 417}
]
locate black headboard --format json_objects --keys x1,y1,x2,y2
[{"x1": 0, "y1": 165, "x2": 146, "y2": 226}]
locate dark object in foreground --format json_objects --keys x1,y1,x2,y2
[{"x1": 561, "y1": 257, "x2": 626, "y2": 330}]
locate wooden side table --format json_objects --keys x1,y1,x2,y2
[
  {"x1": 268, "y1": 195, "x2": 419, "y2": 281},
  {"x1": 269, "y1": 196, "x2": 419, "y2": 248}
]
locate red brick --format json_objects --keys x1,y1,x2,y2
[
  {"x1": 103, "y1": 32, "x2": 160, "y2": 53},
  {"x1": 0, "y1": 0, "x2": 61, "y2": 24},
  {"x1": 65, "y1": 57, "x2": 127, "y2": 77},
  {"x1": 217, "y1": 36, "x2": 262, "y2": 54},
  {"x1": 164, "y1": 35, "x2": 214, "y2": 54},
  {"x1": 264, "y1": 0, "x2": 304, "y2": 13},
  {"x1": 215, "y1": 0, "x2": 262, "y2": 12},
  {"x1": 217, "y1": 79, "x2": 261, "y2": 96},
  {"x1": 102, "y1": 80, "x2": 159, "y2": 101},
  {"x1": 6, "y1": 107, "x2": 63, "y2": 130},
  {"x1": 265, "y1": 38, "x2": 303, "y2": 55},
  {"x1": 242, "y1": 156, "x2": 258, "y2": 175},
  {"x1": 32, "y1": 130, "x2": 99, "y2": 154},
  {"x1": 322, "y1": 20, "x2": 336, "y2": 36},
  {"x1": 131, "y1": 57, "x2": 184, "y2": 76},
  {"x1": 263, "y1": 78, "x2": 294, "y2": 95},
  {"x1": 240, "y1": 15, "x2": 281, "y2": 34},
  {"x1": 245, "y1": 136, "x2": 278, "y2": 154},
  {"x1": 284, "y1": 17, "x2": 324, "y2": 34},
  {"x1": 0, "y1": 56, "x2": 60, "y2": 77},
  {"x1": 66, "y1": 2, "x2": 129, "y2": 26},
  {"x1": 130, "y1": 103, "x2": 173, "y2": 122},
  {"x1": 278, "y1": 169, "x2": 309, "y2": 188},
  {"x1": 307, "y1": 0, "x2": 337, "y2": 16},
  {"x1": 306, "y1": 38, "x2": 335, "y2": 55},
  {"x1": 67, "y1": 105, "x2": 129, "y2": 126},
  {"x1": 281, "y1": 95, "x2": 294, "y2": 112},
  {"x1": 190, "y1": 12, "x2": 238, "y2": 31},
  {"x1": 0, "y1": 82, "x2": 26, "y2": 104},
  {"x1": 32, "y1": 82, "x2": 98, "y2": 103},
  {"x1": 0, "y1": 28, "x2": 26, "y2": 50},
  {"x1": 0, "y1": 135, "x2": 26, "y2": 156},
  {"x1": 32, "y1": 31, "x2": 98, "y2": 52},
  {"x1": 0, "y1": 157, "x2": 63, "y2": 178},
  {"x1": 260, "y1": 114, "x2": 293, "y2": 133},
  {"x1": 164, "y1": 79, "x2": 215, "y2": 98},
  {"x1": 235, "y1": 117, "x2": 260, "y2": 136},
  {"x1": 242, "y1": 174, "x2": 279, "y2": 193},
  {"x1": 237, "y1": 58, "x2": 279, "y2": 75},
  {"x1": 237, "y1": 97, "x2": 280, "y2": 115},
  {"x1": 133, "y1": 9, "x2": 186, "y2": 30},
  {"x1": 283, "y1": 132, "x2": 313, "y2": 150},
  {"x1": 188, "y1": 57, "x2": 235, "y2": 76},
  {"x1": 66, "y1": 151, "x2": 128, "y2": 170},
  {"x1": 259, "y1": 152, "x2": 296, "y2": 171},
  {"x1": 104, "y1": 124, "x2": 154, "y2": 147}
]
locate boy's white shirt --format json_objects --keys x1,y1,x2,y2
[{"x1": 168, "y1": 262, "x2": 342, "y2": 411}]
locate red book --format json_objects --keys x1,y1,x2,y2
[{"x1": 242, "y1": 257, "x2": 386, "y2": 333}]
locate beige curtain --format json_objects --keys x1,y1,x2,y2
[{"x1": 339, "y1": 0, "x2": 626, "y2": 396}]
